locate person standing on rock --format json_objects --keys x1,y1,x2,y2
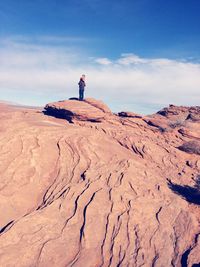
[{"x1": 78, "y1": 74, "x2": 86, "y2": 101}]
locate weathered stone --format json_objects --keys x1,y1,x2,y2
[
  {"x1": 118, "y1": 111, "x2": 142, "y2": 118},
  {"x1": 44, "y1": 98, "x2": 112, "y2": 122},
  {"x1": 157, "y1": 104, "x2": 200, "y2": 123},
  {"x1": 178, "y1": 141, "x2": 200, "y2": 155},
  {"x1": 0, "y1": 100, "x2": 200, "y2": 267}
]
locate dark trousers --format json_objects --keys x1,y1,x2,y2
[{"x1": 79, "y1": 89, "x2": 84, "y2": 100}]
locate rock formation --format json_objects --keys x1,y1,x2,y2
[
  {"x1": 0, "y1": 99, "x2": 200, "y2": 267},
  {"x1": 44, "y1": 98, "x2": 112, "y2": 122}
]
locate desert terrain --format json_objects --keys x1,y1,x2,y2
[{"x1": 0, "y1": 99, "x2": 199, "y2": 267}]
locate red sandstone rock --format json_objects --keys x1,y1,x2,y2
[
  {"x1": 84, "y1": 98, "x2": 112, "y2": 113},
  {"x1": 44, "y1": 98, "x2": 112, "y2": 122},
  {"x1": 118, "y1": 111, "x2": 142, "y2": 118},
  {"x1": 143, "y1": 116, "x2": 169, "y2": 131},
  {"x1": 0, "y1": 101, "x2": 200, "y2": 267},
  {"x1": 158, "y1": 104, "x2": 200, "y2": 122}
]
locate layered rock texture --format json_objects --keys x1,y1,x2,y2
[{"x1": 0, "y1": 99, "x2": 200, "y2": 267}]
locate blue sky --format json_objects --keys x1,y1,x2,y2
[{"x1": 0, "y1": 0, "x2": 200, "y2": 113}]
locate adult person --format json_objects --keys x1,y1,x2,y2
[{"x1": 78, "y1": 74, "x2": 86, "y2": 101}]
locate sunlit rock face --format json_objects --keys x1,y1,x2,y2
[
  {"x1": 44, "y1": 98, "x2": 112, "y2": 122},
  {"x1": 0, "y1": 100, "x2": 200, "y2": 267}
]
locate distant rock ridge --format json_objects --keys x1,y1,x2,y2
[
  {"x1": 141, "y1": 104, "x2": 200, "y2": 132},
  {"x1": 157, "y1": 104, "x2": 200, "y2": 122},
  {"x1": 0, "y1": 99, "x2": 200, "y2": 267}
]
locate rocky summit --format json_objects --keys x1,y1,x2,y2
[{"x1": 0, "y1": 99, "x2": 200, "y2": 267}]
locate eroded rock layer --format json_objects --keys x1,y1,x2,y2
[{"x1": 0, "y1": 100, "x2": 200, "y2": 267}]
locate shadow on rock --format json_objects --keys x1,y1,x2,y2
[
  {"x1": 178, "y1": 141, "x2": 200, "y2": 155},
  {"x1": 68, "y1": 97, "x2": 79, "y2": 101},
  {"x1": 168, "y1": 177, "x2": 200, "y2": 205},
  {"x1": 43, "y1": 109, "x2": 74, "y2": 123}
]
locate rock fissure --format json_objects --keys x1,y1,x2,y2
[{"x1": 79, "y1": 189, "x2": 102, "y2": 242}]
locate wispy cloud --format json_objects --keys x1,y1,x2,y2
[
  {"x1": 117, "y1": 53, "x2": 147, "y2": 65},
  {"x1": 0, "y1": 36, "x2": 200, "y2": 113},
  {"x1": 95, "y1": 57, "x2": 112, "y2": 65}
]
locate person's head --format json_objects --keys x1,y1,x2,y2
[{"x1": 81, "y1": 74, "x2": 86, "y2": 80}]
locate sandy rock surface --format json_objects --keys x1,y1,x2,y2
[
  {"x1": 0, "y1": 101, "x2": 200, "y2": 267},
  {"x1": 44, "y1": 98, "x2": 112, "y2": 122}
]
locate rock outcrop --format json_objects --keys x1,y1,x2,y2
[
  {"x1": 44, "y1": 98, "x2": 112, "y2": 122},
  {"x1": 143, "y1": 104, "x2": 200, "y2": 132},
  {"x1": 118, "y1": 111, "x2": 142, "y2": 118},
  {"x1": 157, "y1": 104, "x2": 200, "y2": 120},
  {"x1": 0, "y1": 100, "x2": 200, "y2": 267}
]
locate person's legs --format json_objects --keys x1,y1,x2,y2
[
  {"x1": 79, "y1": 89, "x2": 84, "y2": 100},
  {"x1": 79, "y1": 89, "x2": 82, "y2": 100}
]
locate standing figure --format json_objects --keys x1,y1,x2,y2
[{"x1": 78, "y1": 74, "x2": 86, "y2": 101}]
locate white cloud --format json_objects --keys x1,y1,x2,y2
[
  {"x1": 117, "y1": 53, "x2": 147, "y2": 65},
  {"x1": 95, "y1": 57, "x2": 112, "y2": 65},
  {"x1": 0, "y1": 36, "x2": 200, "y2": 113}
]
